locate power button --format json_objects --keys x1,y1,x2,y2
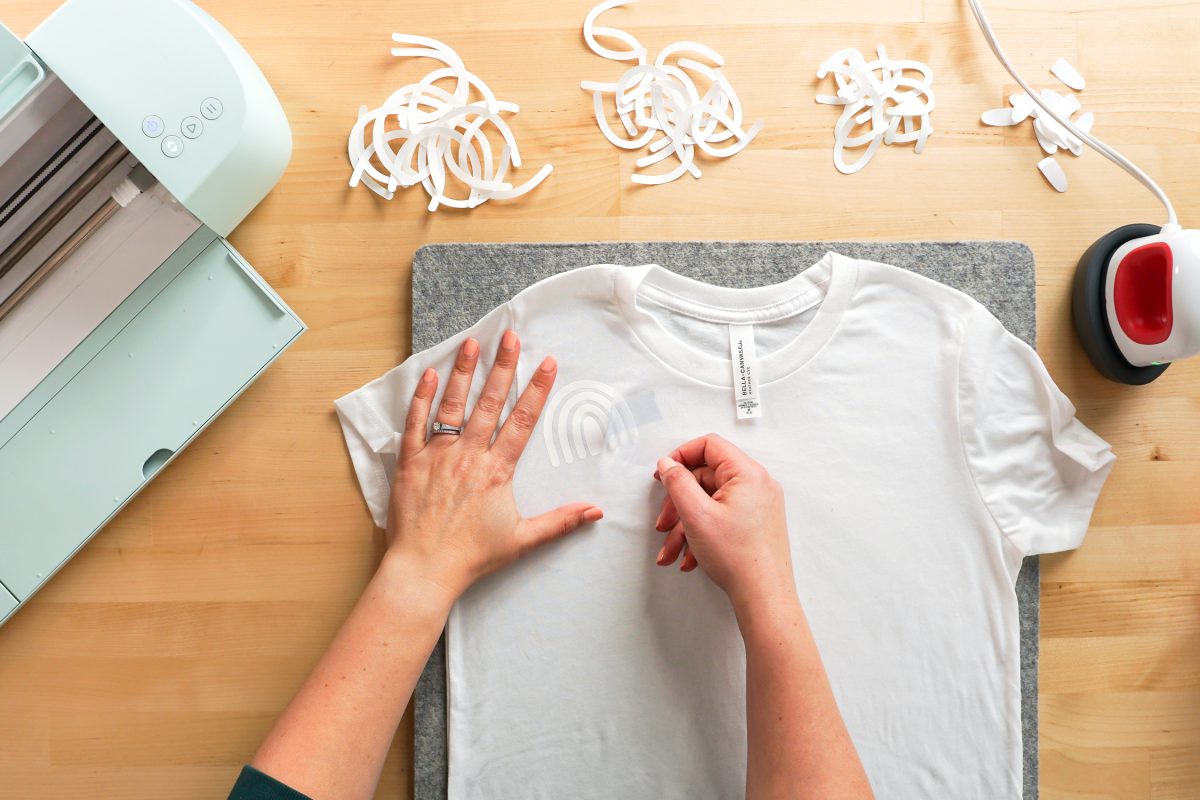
[{"x1": 141, "y1": 115, "x2": 164, "y2": 138}]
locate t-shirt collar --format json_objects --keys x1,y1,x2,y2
[{"x1": 612, "y1": 251, "x2": 859, "y2": 387}]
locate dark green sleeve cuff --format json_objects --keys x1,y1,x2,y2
[{"x1": 228, "y1": 765, "x2": 313, "y2": 800}]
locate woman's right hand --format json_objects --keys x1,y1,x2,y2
[
  {"x1": 653, "y1": 434, "x2": 797, "y2": 611},
  {"x1": 657, "y1": 436, "x2": 874, "y2": 800}
]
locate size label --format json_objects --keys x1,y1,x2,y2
[{"x1": 728, "y1": 324, "x2": 762, "y2": 420}]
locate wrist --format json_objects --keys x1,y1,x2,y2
[
  {"x1": 728, "y1": 577, "x2": 802, "y2": 637},
  {"x1": 375, "y1": 551, "x2": 461, "y2": 621}
]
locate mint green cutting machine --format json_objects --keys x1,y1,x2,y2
[{"x1": 0, "y1": 0, "x2": 305, "y2": 625}]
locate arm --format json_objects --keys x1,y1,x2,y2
[
  {"x1": 245, "y1": 332, "x2": 602, "y2": 800},
  {"x1": 246, "y1": 556, "x2": 451, "y2": 800},
  {"x1": 737, "y1": 589, "x2": 870, "y2": 800},
  {"x1": 653, "y1": 435, "x2": 873, "y2": 800}
]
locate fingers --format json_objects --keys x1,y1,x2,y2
[
  {"x1": 690, "y1": 466, "x2": 718, "y2": 494},
  {"x1": 680, "y1": 548, "x2": 699, "y2": 572},
  {"x1": 654, "y1": 466, "x2": 716, "y2": 533},
  {"x1": 667, "y1": 433, "x2": 755, "y2": 487},
  {"x1": 492, "y1": 355, "x2": 557, "y2": 466},
  {"x1": 657, "y1": 530, "x2": 700, "y2": 572},
  {"x1": 653, "y1": 465, "x2": 713, "y2": 572},
  {"x1": 463, "y1": 330, "x2": 520, "y2": 446},
  {"x1": 656, "y1": 523, "x2": 686, "y2": 566},
  {"x1": 401, "y1": 368, "x2": 438, "y2": 460},
  {"x1": 654, "y1": 494, "x2": 679, "y2": 533},
  {"x1": 519, "y1": 502, "x2": 603, "y2": 553},
  {"x1": 431, "y1": 337, "x2": 480, "y2": 441},
  {"x1": 656, "y1": 455, "x2": 714, "y2": 529}
]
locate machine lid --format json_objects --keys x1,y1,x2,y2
[{"x1": 25, "y1": 0, "x2": 290, "y2": 237}]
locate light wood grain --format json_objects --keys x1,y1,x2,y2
[{"x1": 0, "y1": 1, "x2": 1197, "y2": 797}]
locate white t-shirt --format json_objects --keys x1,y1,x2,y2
[{"x1": 336, "y1": 253, "x2": 1114, "y2": 799}]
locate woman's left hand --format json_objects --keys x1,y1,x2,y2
[
  {"x1": 248, "y1": 332, "x2": 597, "y2": 800},
  {"x1": 386, "y1": 330, "x2": 603, "y2": 602}
]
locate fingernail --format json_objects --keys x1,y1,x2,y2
[
  {"x1": 463, "y1": 338, "x2": 479, "y2": 358},
  {"x1": 539, "y1": 355, "x2": 556, "y2": 373},
  {"x1": 421, "y1": 367, "x2": 436, "y2": 383},
  {"x1": 500, "y1": 330, "x2": 517, "y2": 352},
  {"x1": 656, "y1": 456, "x2": 680, "y2": 475},
  {"x1": 656, "y1": 546, "x2": 667, "y2": 564},
  {"x1": 583, "y1": 508, "x2": 604, "y2": 523}
]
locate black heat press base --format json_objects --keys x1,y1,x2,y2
[{"x1": 1072, "y1": 223, "x2": 1169, "y2": 385}]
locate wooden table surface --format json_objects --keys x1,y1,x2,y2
[{"x1": 1, "y1": 1, "x2": 1198, "y2": 797}]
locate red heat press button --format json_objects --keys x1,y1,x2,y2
[{"x1": 1114, "y1": 241, "x2": 1173, "y2": 345}]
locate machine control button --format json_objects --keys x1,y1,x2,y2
[
  {"x1": 161, "y1": 135, "x2": 184, "y2": 158},
  {"x1": 200, "y1": 97, "x2": 223, "y2": 120},
  {"x1": 181, "y1": 116, "x2": 204, "y2": 139},
  {"x1": 141, "y1": 115, "x2": 164, "y2": 138}
]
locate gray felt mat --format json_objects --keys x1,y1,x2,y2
[{"x1": 411, "y1": 241, "x2": 1038, "y2": 800}]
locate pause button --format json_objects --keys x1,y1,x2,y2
[{"x1": 200, "y1": 97, "x2": 223, "y2": 120}]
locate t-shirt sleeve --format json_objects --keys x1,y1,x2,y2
[
  {"x1": 334, "y1": 302, "x2": 515, "y2": 528},
  {"x1": 227, "y1": 765, "x2": 313, "y2": 800},
  {"x1": 958, "y1": 304, "x2": 1115, "y2": 556}
]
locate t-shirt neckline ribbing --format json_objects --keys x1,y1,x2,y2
[{"x1": 612, "y1": 252, "x2": 859, "y2": 388}]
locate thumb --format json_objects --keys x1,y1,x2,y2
[
  {"x1": 656, "y1": 456, "x2": 713, "y2": 526},
  {"x1": 519, "y1": 503, "x2": 604, "y2": 552}
]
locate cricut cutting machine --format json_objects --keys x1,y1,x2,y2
[{"x1": 0, "y1": 0, "x2": 304, "y2": 625}]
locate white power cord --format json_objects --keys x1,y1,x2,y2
[{"x1": 966, "y1": 0, "x2": 1178, "y2": 227}]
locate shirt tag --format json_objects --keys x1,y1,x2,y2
[{"x1": 728, "y1": 324, "x2": 762, "y2": 420}]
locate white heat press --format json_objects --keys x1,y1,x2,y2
[
  {"x1": 1072, "y1": 224, "x2": 1200, "y2": 384},
  {"x1": 0, "y1": 0, "x2": 304, "y2": 625},
  {"x1": 968, "y1": 0, "x2": 1196, "y2": 385}
]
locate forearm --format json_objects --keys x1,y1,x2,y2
[
  {"x1": 251, "y1": 553, "x2": 454, "y2": 800},
  {"x1": 734, "y1": 590, "x2": 873, "y2": 800}
]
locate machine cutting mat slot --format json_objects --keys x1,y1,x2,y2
[
  {"x1": 0, "y1": 74, "x2": 129, "y2": 309},
  {"x1": 0, "y1": 141, "x2": 132, "y2": 314},
  {"x1": 0, "y1": 115, "x2": 102, "y2": 234},
  {"x1": 0, "y1": 162, "x2": 156, "y2": 320},
  {"x1": 0, "y1": 71, "x2": 194, "y2": 419}
]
